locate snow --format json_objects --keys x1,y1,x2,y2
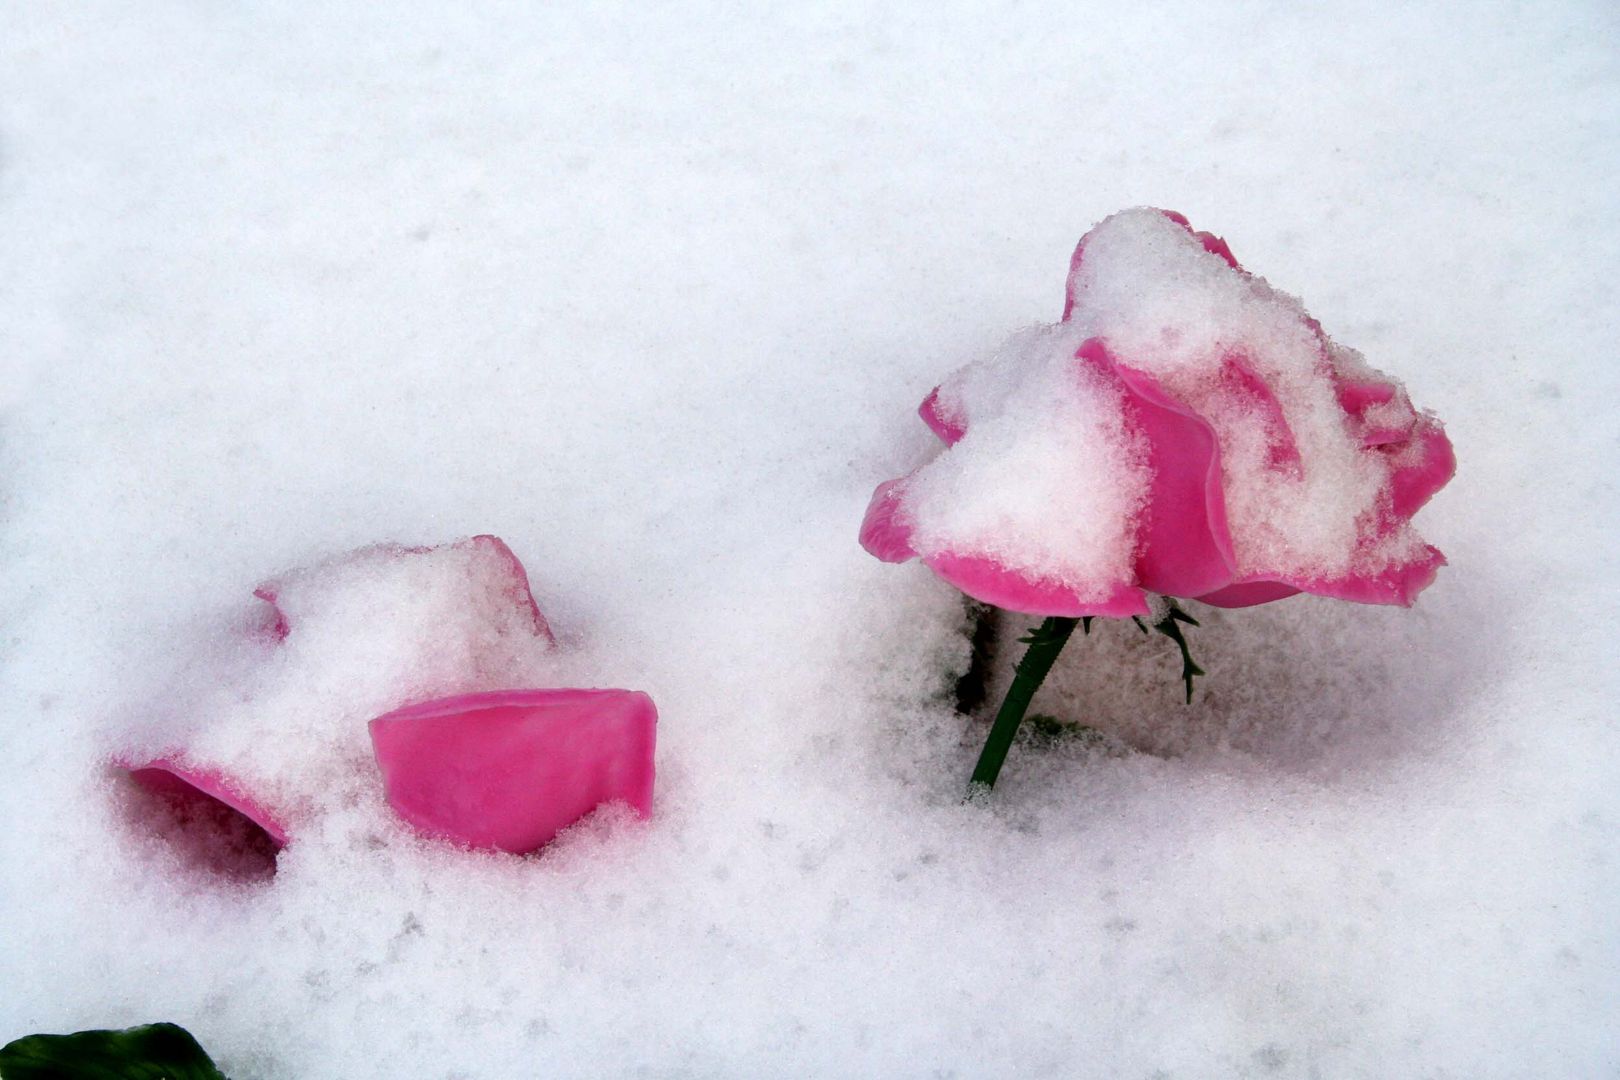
[
  {"x1": 905, "y1": 321, "x2": 1149, "y2": 598},
  {"x1": 2, "y1": 3, "x2": 1618, "y2": 1078}
]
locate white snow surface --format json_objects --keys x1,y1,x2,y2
[{"x1": 2, "y1": 4, "x2": 1618, "y2": 1078}]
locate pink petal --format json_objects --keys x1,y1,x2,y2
[
  {"x1": 1294, "y1": 545, "x2": 1448, "y2": 608},
  {"x1": 858, "y1": 463, "x2": 1149, "y2": 616},
  {"x1": 919, "y1": 387, "x2": 967, "y2": 445},
  {"x1": 1332, "y1": 371, "x2": 1416, "y2": 448},
  {"x1": 370, "y1": 688, "x2": 657, "y2": 855},
  {"x1": 1198, "y1": 544, "x2": 1446, "y2": 610},
  {"x1": 1194, "y1": 230, "x2": 1239, "y2": 268},
  {"x1": 1194, "y1": 580, "x2": 1302, "y2": 609},
  {"x1": 469, "y1": 533, "x2": 556, "y2": 644},
  {"x1": 922, "y1": 551, "x2": 1149, "y2": 618},
  {"x1": 1333, "y1": 373, "x2": 1397, "y2": 414},
  {"x1": 1078, "y1": 340, "x2": 1239, "y2": 600},
  {"x1": 1389, "y1": 418, "x2": 1456, "y2": 519},
  {"x1": 250, "y1": 585, "x2": 291, "y2": 642},
  {"x1": 1220, "y1": 353, "x2": 1303, "y2": 477},
  {"x1": 118, "y1": 756, "x2": 291, "y2": 848},
  {"x1": 858, "y1": 478, "x2": 920, "y2": 563}
]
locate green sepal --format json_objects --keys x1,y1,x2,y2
[
  {"x1": 1017, "y1": 619, "x2": 1078, "y2": 648},
  {"x1": 0, "y1": 1022, "x2": 227, "y2": 1080}
]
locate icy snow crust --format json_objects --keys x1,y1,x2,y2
[
  {"x1": 2, "y1": 5, "x2": 1618, "y2": 1080},
  {"x1": 904, "y1": 208, "x2": 1432, "y2": 600}
]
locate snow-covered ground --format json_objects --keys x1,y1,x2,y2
[{"x1": 2, "y1": 4, "x2": 1617, "y2": 1077}]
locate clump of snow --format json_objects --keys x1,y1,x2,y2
[{"x1": 904, "y1": 323, "x2": 1149, "y2": 599}]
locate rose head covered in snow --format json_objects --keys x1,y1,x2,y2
[{"x1": 860, "y1": 209, "x2": 1455, "y2": 617}]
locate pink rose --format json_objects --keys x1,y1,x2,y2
[{"x1": 860, "y1": 209, "x2": 1454, "y2": 617}]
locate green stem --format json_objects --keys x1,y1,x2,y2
[{"x1": 968, "y1": 615, "x2": 1079, "y2": 793}]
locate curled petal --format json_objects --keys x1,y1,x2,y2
[
  {"x1": 469, "y1": 533, "x2": 556, "y2": 644},
  {"x1": 1221, "y1": 353, "x2": 1303, "y2": 477},
  {"x1": 251, "y1": 534, "x2": 554, "y2": 646},
  {"x1": 1389, "y1": 419, "x2": 1456, "y2": 519},
  {"x1": 1078, "y1": 340, "x2": 1239, "y2": 600},
  {"x1": 1195, "y1": 230, "x2": 1238, "y2": 268},
  {"x1": 1197, "y1": 544, "x2": 1446, "y2": 610},
  {"x1": 118, "y1": 756, "x2": 291, "y2": 848},
  {"x1": 858, "y1": 479, "x2": 920, "y2": 564},
  {"x1": 1065, "y1": 209, "x2": 1239, "y2": 320},
  {"x1": 1294, "y1": 545, "x2": 1447, "y2": 608},
  {"x1": 1333, "y1": 371, "x2": 1416, "y2": 448},
  {"x1": 919, "y1": 387, "x2": 967, "y2": 445},
  {"x1": 860, "y1": 474, "x2": 1147, "y2": 616}
]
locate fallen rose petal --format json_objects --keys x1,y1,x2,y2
[
  {"x1": 252, "y1": 533, "x2": 554, "y2": 647},
  {"x1": 370, "y1": 689, "x2": 657, "y2": 855},
  {"x1": 113, "y1": 534, "x2": 590, "y2": 860},
  {"x1": 118, "y1": 755, "x2": 291, "y2": 849},
  {"x1": 919, "y1": 387, "x2": 968, "y2": 446}
]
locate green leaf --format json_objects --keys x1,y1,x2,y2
[{"x1": 0, "y1": 1022, "x2": 227, "y2": 1080}]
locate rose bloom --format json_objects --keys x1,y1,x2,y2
[{"x1": 860, "y1": 209, "x2": 1454, "y2": 617}]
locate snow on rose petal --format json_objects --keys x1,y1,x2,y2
[
  {"x1": 860, "y1": 208, "x2": 1455, "y2": 614},
  {"x1": 115, "y1": 535, "x2": 655, "y2": 862}
]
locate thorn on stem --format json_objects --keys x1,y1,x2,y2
[{"x1": 1150, "y1": 598, "x2": 1204, "y2": 703}]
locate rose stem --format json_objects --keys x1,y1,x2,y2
[{"x1": 968, "y1": 615, "x2": 1079, "y2": 793}]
